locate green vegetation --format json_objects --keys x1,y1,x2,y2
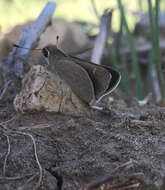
[
  {"x1": 117, "y1": 0, "x2": 143, "y2": 99},
  {"x1": 107, "y1": 0, "x2": 165, "y2": 100}
]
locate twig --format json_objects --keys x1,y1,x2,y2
[
  {"x1": 129, "y1": 119, "x2": 159, "y2": 127},
  {"x1": 0, "y1": 173, "x2": 34, "y2": 181},
  {"x1": 105, "y1": 183, "x2": 140, "y2": 190},
  {"x1": 0, "y1": 116, "x2": 16, "y2": 129},
  {"x1": 13, "y1": 2, "x2": 56, "y2": 78},
  {"x1": 0, "y1": 2, "x2": 56, "y2": 101},
  {"x1": 0, "y1": 118, "x2": 42, "y2": 189},
  {"x1": 151, "y1": 65, "x2": 162, "y2": 102},
  {"x1": 3, "y1": 135, "x2": 11, "y2": 176},
  {"x1": 18, "y1": 123, "x2": 51, "y2": 131},
  {"x1": 91, "y1": 10, "x2": 112, "y2": 65},
  {"x1": 25, "y1": 174, "x2": 38, "y2": 184},
  {"x1": 0, "y1": 126, "x2": 42, "y2": 189},
  {"x1": 16, "y1": 132, "x2": 43, "y2": 190},
  {"x1": 0, "y1": 80, "x2": 12, "y2": 101},
  {"x1": 85, "y1": 160, "x2": 136, "y2": 190}
]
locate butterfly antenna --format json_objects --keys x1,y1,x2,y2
[
  {"x1": 13, "y1": 44, "x2": 42, "y2": 51},
  {"x1": 56, "y1": 35, "x2": 59, "y2": 48}
]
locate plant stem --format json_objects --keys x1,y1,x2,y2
[
  {"x1": 117, "y1": 0, "x2": 143, "y2": 99},
  {"x1": 148, "y1": 0, "x2": 165, "y2": 101}
]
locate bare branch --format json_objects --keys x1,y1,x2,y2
[
  {"x1": 91, "y1": 10, "x2": 112, "y2": 65},
  {"x1": 18, "y1": 124, "x2": 51, "y2": 131},
  {"x1": 13, "y1": 1, "x2": 56, "y2": 78},
  {"x1": 85, "y1": 160, "x2": 136, "y2": 190},
  {"x1": 151, "y1": 65, "x2": 162, "y2": 102},
  {"x1": 0, "y1": 2, "x2": 56, "y2": 101}
]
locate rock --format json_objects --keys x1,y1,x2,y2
[{"x1": 14, "y1": 65, "x2": 93, "y2": 117}]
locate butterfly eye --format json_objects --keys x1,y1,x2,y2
[{"x1": 42, "y1": 48, "x2": 50, "y2": 58}]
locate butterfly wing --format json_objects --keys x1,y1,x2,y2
[
  {"x1": 55, "y1": 59, "x2": 95, "y2": 105},
  {"x1": 103, "y1": 65, "x2": 121, "y2": 93},
  {"x1": 96, "y1": 65, "x2": 121, "y2": 102},
  {"x1": 68, "y1": 56, "x2": 112, "y2": 100}
]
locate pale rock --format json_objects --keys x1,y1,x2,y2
[{"x1": 14, "y1": 65, "x2": 93, "y2": 117}]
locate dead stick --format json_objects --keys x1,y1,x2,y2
[
  {"x1": 14, "y1": 2, "x2": 56, "y2": 78},
  {"x1": 151, "y1": 65, "x2": 162, "y2": 102},
  {"x1": 0, "y1": 2, "x2": 56, "y2": 101},
  {"x1": 0, "y1": 174, "x2": 34, "y2": 181},
  {"x1": 91, "y1": 10, "x2": 112, "y2": 65},
  {"x1": 85, "y1": 160, "x2": 136, "y2": 190},
  {"x1": 129, "y1": 119, "x2": 160, "y2": 127}
]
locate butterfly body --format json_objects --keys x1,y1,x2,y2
[{"x1": 42, "y1": 45, "x2": 121, "y2": 107}]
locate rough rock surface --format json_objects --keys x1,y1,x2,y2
[{"x1": 14, "y1": 65, "x2": 92, "y2": 117}]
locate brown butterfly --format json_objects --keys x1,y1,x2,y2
[{"x1": 42, "y1": 45, "x2": 121, "y2": 109}]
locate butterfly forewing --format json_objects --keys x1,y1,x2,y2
[{"x1": 55, "y1": 59, "x2": 95, "y2": 105}]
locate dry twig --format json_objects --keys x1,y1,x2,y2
[
  {"x1": 15, "y1": 132, "x2": 43, "y2": 190},
  {"x1": 91, "y1": 9, "x2": 112, "y2": 65},
  {"x1": 18, "y1": 123, "x2": 51, "y2": 131},
  {"x1": 0, "y1": 2, "x2": 56, "y2": 101},
  {"x1": 104, "y1": 183, "x2": 140, "y2": 190},
  {"x1": 3, "y1": 134, "x2": 11, "y2": 176},
  {"x1": 85, "y1": 160, "x2": 137, "y2": 190},
  {"x1": 151, "y1": 65, "x2": 162, "y2": 102},
  {"x1": 0, "y1": 118, "x2": 42, "y2": 190},
  {"x1": 0, "y1": 174, "x2": 34, "y2": 181},
  {"x1": 0, "y1": 116, "x2": 16, "y2": 128},
  {"x1": 0, "y1": 80, "x2": 12, "y2": 101}
]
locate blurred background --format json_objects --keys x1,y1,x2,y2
[
  {"x1": 0, "y1": 0, "x2": 165, "y2": 102},
  {"x1": 1, "y1": 0, "x2": 165, "y2": 33}
]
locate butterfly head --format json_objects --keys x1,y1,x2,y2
[{"x1": 42, "y1": 45, "x2": 66, "y2": 66}]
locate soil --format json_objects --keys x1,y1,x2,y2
[{"x1": 0, "y1": 92, "x2": 165, "y2": 190}]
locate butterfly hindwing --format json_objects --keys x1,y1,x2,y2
[
  {"x1": 68, "y1": 56, "x2": 112, "y2": 100},
  {"x1": 101, "y1": 65, "x2": 121, "y2": 95}
]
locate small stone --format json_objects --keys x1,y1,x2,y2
[{"x1": 14, "y1": 65, "x2": 93, "y2": 117}]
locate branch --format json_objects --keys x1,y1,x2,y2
[
  {"x1": 85, "y1": 160, "x2": 136, "y2": 190},
  {"x1": 0, "y1": 2, "x2": 56, "y2": 101},
  {"x1": 14, "y1": 1, "x2": 56, "y2": 78},
  {"x1": 91, "y1": 10, "x2": 112, "y2": 65}
]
